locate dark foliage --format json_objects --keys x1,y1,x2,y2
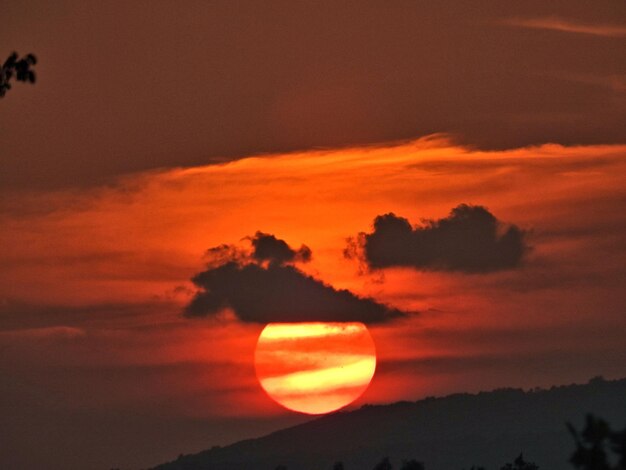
[
  {"x1": 311, "y1": 417, "x2": 626, "y2": 470},
  {"x1": 401, "y1": 459, "x2": 425, "y2": 470},
  {"x1": 499, "y1": 453, "x2": 539, "y2": 470},
  {"x1": 0, "y1": 52, "x2": 37, "y2": 98},
  {"x1": 373, "y1": 457, "x2": 393, "y2": 470},
  {"x1": 568, "y1": 415, "x2": 626, "y2": 470}
]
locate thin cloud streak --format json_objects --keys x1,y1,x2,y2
[
  {"x1": 505, "y1": 17, "x2": 626, "y2": 37},
  {"x1": 3, "y1": 1, "x2": 626, "y2": 189}
]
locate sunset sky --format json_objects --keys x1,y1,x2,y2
[{"x1": 1, "y1": 2, "x2": 625, "y2": 470}]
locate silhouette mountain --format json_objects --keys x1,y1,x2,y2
[{"x1": 151, "y1": 377, "x2": 626, "y2": 470}]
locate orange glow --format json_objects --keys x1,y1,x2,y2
[
  {"x1": 1, "y1": 138, "x2": 625, "y2": 413},
  {"x1": 254, "y1": 322, "x2": 376, "y2": 415}
]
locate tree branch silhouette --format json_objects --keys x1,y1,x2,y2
[{"x1": 1, "y1": 52, "x2": 37, "y2": 98}]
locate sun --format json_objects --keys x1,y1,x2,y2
[{"x1": 254, "y1": 322, "x2": 377, "y2": 415}]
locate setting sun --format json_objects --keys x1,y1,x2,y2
[
  {"x1": 254, "y1": 322, "x2": 377, "y2": 415},
  {"x1": 3, "y1": 2, "x2": 626, "y2": 467}
]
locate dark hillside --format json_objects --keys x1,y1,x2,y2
[{"x1": 152, "y1": 377, "x2": 626, "y2": 470}]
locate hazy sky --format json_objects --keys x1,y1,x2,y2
[
  {"x1": 1, "y1": 0, "x2": 625, "y2": 189},
  {"x1": 1, "y1": 2, "x2": 625, "y2": 470}
]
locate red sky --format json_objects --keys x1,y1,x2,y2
[
  {"x1": 1, "y1": 137, "x2": 625, "y2": 469},
  {"x1": 1, "y1": 1, "x2": 625, "y2": 470}
]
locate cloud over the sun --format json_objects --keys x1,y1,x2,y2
[
  {"x1": 185, "y1": 232, "x2": 404, "y2": 323},
  {"x1": 351, "y1": 204, "x2": 529, "y2": 273},
  {"x1": 249, "y1": 231, "x2": 312, "y2": 266}
]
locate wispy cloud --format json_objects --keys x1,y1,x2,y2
[
  {"x1": 0, "y1": 326, "x2": 86, "y2": 340},
  {"x1": 556, "y1": 73, "x2": 626, "y2": 93},
  {"x1": 505, "y1": 17, "x2": 626, "y2": 38}
]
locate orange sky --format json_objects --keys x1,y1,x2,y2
[
  {"x1": 1, "y1": 137, "x2": 625, "y2": 468},
  {"x1": 2, "y1": 136, "x2": 625, "y2": 398},
  {"x1": 2, "y1": 3, "x2": 626, "y2": 469}
]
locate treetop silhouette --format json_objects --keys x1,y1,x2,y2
[
  {"x1": 568, "y1": 414, "x2": 626, "y2": 470},
  {"x1": 499, "y1": 454, "x2": 539, "y2": 470},
  {"x1": 1, "y1": 52, "x2": 37, "y2": 98}
]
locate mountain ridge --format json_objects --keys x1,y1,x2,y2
[{"x1": 151, "y1": 377, "x2": 626, "y2": 470}]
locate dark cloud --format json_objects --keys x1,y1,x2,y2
[
  {"x1": 356, "y1": 204, "x2": 528, "y2": 273},
  {"x1": 185, "y1": 233, "x2": 404, "y2": 323},
  {"x1": 185, "y1": 262, "x2": 404, "y2": 323},
  {"x1": 250, "y1": 231, "x2": 311, "y2": 266}
]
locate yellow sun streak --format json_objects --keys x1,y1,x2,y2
[
  {"x1": 259, "y1": 356, "x2": 376, "y2": 397},
  {"x1": 258, "y1": 322, "x2": 366, "y2": 341},
  {"x1": 275, "y1": 389, "x2": 368, "y2": 415}
]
